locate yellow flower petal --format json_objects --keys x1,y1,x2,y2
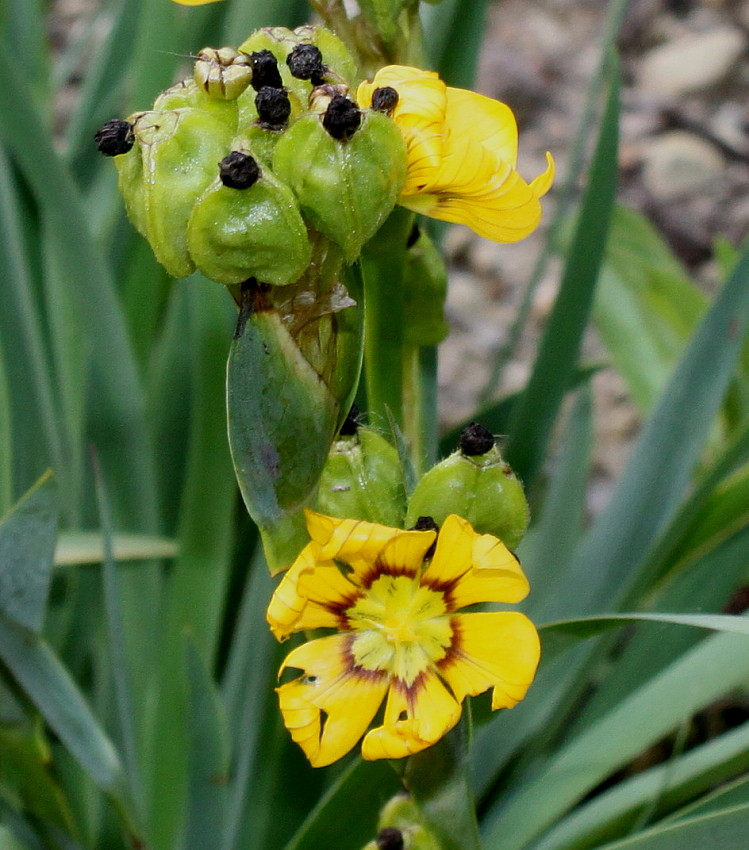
[
  {"x1": 361, "y1": 671, "x2": 461, "y2": 760},
  {"x1": 357, "y1": 66, "x2": 446, "y2": 195},
  {"x1": 447, "y1": 532, "x2": 529, "y2": 608},
  {"x1": 445, "y1": 87, "x2": 519, "y2": 167},
  {"x1": 304, "y1": 511, "x2": 402, "y2": 568},
  {"x1": 424, "y1": 514, "x2": 475, "y2": 586},
  {"x1": 438, "y1": 612, "x2": 540, "y2": 709},
  {"x1": 294, "y1": 564, "x2": 360, "y2": 631},
  {"x1": 278, "y1": 635, "x2": 389, "y2": 767},
  {"x1": 266, "y1": 542, "x2": 320, "y2": 640}
]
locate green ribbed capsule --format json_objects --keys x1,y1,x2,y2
[
  {"x1": 193, "y1": 47, "x2": 253, "y2": 101},
  {"x1": 405, "y1": 424, "x2": 529, "y2": 550},
  {"x1": 273, "y1": 108, "x2": 406, "y2": 262},
  {"x1": 360, "y1": 794, "x2": 441, "y2": 850},
  {"x1": 187, "y1": 146, "x2": 311, "y2": 286},
  {"x1": 315, "y1": 424, "x2": 406, "y2": 526},
  {"x1": 114, "y1": 80, "x2": 237, "y2": 278}
]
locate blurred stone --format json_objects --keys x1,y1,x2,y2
[
  {"x1": 637, "y1": 26, "x2": 746, "y2": 97},
  {"x1": 641, "y1": 131, "x2": 724, "y2": 200}
]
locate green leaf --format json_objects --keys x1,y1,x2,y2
[
  {"x1": 537, "y1": 239, "x2": 749, "y2": 624},
  {"x1": 532, "y1": 721, "x2": 749, "y2": 850},
  {"x1": 482, "y1": 628, "x2": 749, "y2": 850},
  {"x1": 504, "y1": 51, "x2": 620, "y2": 486},
  {"x1": 664, "y1": 775, "x2": 749, "y2": 825},
  {"x1": 183, "y1": 640, "x2": 230, "y2": 850},
  {"x1": 0, "y1": 345, "x2": 12, "y2": 516},
  {"x1": 0, "y1": 471, "x2": 58, "y2": 634},
  {"x1": 283, "y1": 758, "x2": 401, "y2": 850},
  {"x1": 0, "y1": 614, "x2": 129, "y2": 808},
  {"x1": 594, "y1": 207, "x2": 706, "y2": 414},
  {"x1": 593, "y1": 802, "x2": 749, "y2": 850}
]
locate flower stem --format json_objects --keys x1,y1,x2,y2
[{"x1": 360, "y1": 207, "x2": 414, "y2": 431}]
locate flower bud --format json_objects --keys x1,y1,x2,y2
[
  {"x1": 314, "y1": 419, "x2": 406, "y2": 527},
  {"x1": 228, "y1": 263, "x2": 363, "y2": 573},
  {"x1": 272, "y1": 110, "x2": 407, "y2": 261},
  {"x1": 186, "y1": 147, "x2": 311, "y2": 286},
  {"x1": 405, "y1": 424, "x2": 529, "y2": 550},
  {"x1": 194, "y1": 47, "x2": 253, "y2": 100}
]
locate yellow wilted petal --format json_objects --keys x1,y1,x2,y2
[
  {"x1": 278, "y1": 635, "x2": 389, "y2": 767},
  {"x1": 357, "y1": 66, "x2": 446, "y2": 195},
  {"x1": 530, "y1": 151, "x2": 556, "y2": 198},
  {"x1": 445, "y1": 87, "x2": 518, "y2": 167},
  {"x1": 439, "y1": 612, "x2": 540, "y2": 709}
]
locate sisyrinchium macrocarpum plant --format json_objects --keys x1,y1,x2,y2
[{"x1": 2, "y1": 1, "x2": 749, "y2": 850}]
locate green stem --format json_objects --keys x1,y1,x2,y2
[
  {"x1": 360, "y1": 208, "x2": 414, "y2": 430},
  {"x1": 402, "y1": 343, "x2": 438, "y2": 478}
]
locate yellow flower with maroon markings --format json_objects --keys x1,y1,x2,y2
[
  {"x1": 268, "y1": 511, "x2": 540, "y2": 767},
  {"x1": 357, "y1": 65, "x2": 554, "y2": 243}
]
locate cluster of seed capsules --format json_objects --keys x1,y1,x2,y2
[{"x1": 95, "y1": 26, "x2": 407, "y2": 286}]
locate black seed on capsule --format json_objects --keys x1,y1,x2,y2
[
  {"x1": 322, "y1": 95, "x2": 361, "y2": 141},
  {"x1": 406, "y1": 223, "x2": 421, "y2": 248},
  {"x1": 411, "y1": 516, "x2": 439, "y2": 534},
  {"x1": 376, "y1": 827, "x2": 404, "y2": 850},
  {"x1": 255, "y1": 87, "x2": 291, "y2": 129},
  {"x1": 287, "y1": 44, "x2": 326, "y2": 86},
  {"x1": 94, "y1": 119, "x2": 134, "y2": 156},
  {"x1": 249, "y1": 49, "x2": 283, "y2": 91},
  {"x1": 459, "y1": 422, "x2": 495, "y2": 456},
  {"x1": 371, "y1": 86, "x2": 399, "y2": 115},
  {"x1": 219, "y1": 151, "x2": 260, "y2": 190}
]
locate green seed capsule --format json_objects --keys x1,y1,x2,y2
[
  {"x1": 272, "y1": 109, "x2": 406, "y2": 262},
  {"x1": 405, "y1": 424, "x2": 529, "y2": 550},
  {"x1": 187, "y1": 145, "x2": 312, "y2": 286},
  {"x1": 315, "y1": 424, "x2": 406, "y2": 526},
  {"x1": 115, "y1": 103, "x2": 236, "y2": 279}
]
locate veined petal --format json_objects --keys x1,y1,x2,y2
[
  {"x1": 295, "y1": 564, "x2": 360, "y2": 631},
  {"x1": 446, "y1": 532, "x2": 529, "y2": 609},
  {"x1": 305, "y1": 511, "x2": 402, "y2": 568},
  {"x1": 278, "y1": 634, "x2": 389, "y2": 767},
  {"x1": 357, "y1": 66, "x2": 446, "y2": 193},
  {"x1": 404, "y1": 161, "x2": 550, "y2": 243},
  {"x1": 361, "y1": 671, "x2": 461, "y2": 760},
  {"x1": 439, "y1": 612, "x2": 540, "y2": 709},
  {"x1": 266, "y1": 543, "x2": 322, "y2": 640},
  {"x1": 445, "y1": 87, "x2": 518, "y2": 167},
  {"x1": 377, "y1": 530, "x2": 437, "y2": 578},
  {"x1": 424, "y1": 514, "x2": 475, "y2": 587}
]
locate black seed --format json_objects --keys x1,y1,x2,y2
[
  {"x1": 338, "y1": 404, "x2": 361, "y2": 436},
  {"x1": 371, "y1": 86, "x2": 399, "y2": 115},
  {"x1": 376, "y1": 827, "x2": 404, "y2": 850},
  {"x1": 407, "y1": 223, "x2": 421, "y2": 248},
  {"x1": 411, "y1": 516, "x2": 439, "y2": 534},
  {"x1": 287, "y1": 43, "x2": 326, "y2": 86},
  {"x1": 219, "y1": 151, "x2": 260, "y2": 190},
  {"x1": 322, "y1": 95, "x2": 361, "y2": 141},
  {"x1": 250, "y1": 49, "x2": 283, "y2": 91},
  {"x1": 255, "y1": 87, "x2": 291, "y2": 129},
  {"x1": 94, "y1": 119, "x2": 134, "y2": 156},
  {"x1": 459, "y1": 422, "x2": 495, "y2": 456}
]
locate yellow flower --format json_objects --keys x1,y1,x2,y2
[
  {"x1": 268, "y1": 511, "x2": 540, "y2": 767},
  {"x1": 357, "y1": 65, "x2": 554, "y2": 242}
]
